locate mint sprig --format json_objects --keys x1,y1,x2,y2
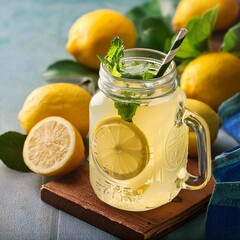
[
  {"x1": 99, "y1": 37, "x2": 153, "y2": 122},
  {"x1": 98, "y1": 37, "x2": 124, "y2": 78}
]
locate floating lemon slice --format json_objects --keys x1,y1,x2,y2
[
  {"x1": 91, "y1": 116, "x2": 149, "y2": 180},
  {"x1": 23, "y1": 116, "x2": 85, "y2": 176}
]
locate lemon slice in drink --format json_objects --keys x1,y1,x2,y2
[
  {"x1": 23, "y1": 116, "x2": 85, "y2": 176},
  {"x1": 91, "y1": 116, "x2": 149, "y2": 180}
]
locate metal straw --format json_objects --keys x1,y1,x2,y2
[{"x1": 155, "y1": 28, "x2": 188, "y2": 78}]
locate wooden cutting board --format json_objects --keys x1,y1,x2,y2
[{"x1": 41, "y1": 159, "x2": 214, "y2": 240}]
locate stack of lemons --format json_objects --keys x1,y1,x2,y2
[
  {"x1": 63, "y1": 5, "x2": 240, "y2": 159},
  {"x1": 19, "y1": 83, "x2": 91, "y2": 176},
  {"x1": 19, "y1": 9, "x2": 137, "y2": 176},
  {"x1": 173, "y1": 0, "x2": 240, "y2": 157},
  {"x1": 19, "y1": 2, "x2": 239, "y2": 176}
]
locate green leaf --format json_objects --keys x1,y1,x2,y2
[
  {"x1": 42, "y1": 60, "x2": 99, "y2": 95},
  {"x1": 0, "y1": 131, "x2": 30, "y2": 172},
  {"x1": 114, "y1": 102, "x2": 139, "y2": 122},
  {"x1": 221, "y1": 23, "x2": 240, "y2": 56},
  {"x1": 98, "y1": 37, "x2": 124, "y2": 77},
  {"x1": 175, "y1": 5, "x2": 219, "y2": 61},
  {"x1": 125, "y1": 7, "x2": 146, "y2": 46},
  {"x1": 106, "y1": 37, "x2": 124, "y2": 66},
  {"x1": 140, "y1": 16, "x2": 171, "y2": 32},
  {"x1": 126, "y1": 0, "x2": 179, "y2": 29},
  {"x1": 141, "y1": 26, "x2": 173, "y2": 52},
  {"x1": 152, "y1": 0, "x2": 179, "y2": 23},
  {"x1": 126, "y1": 0, "x2": 177, "y2": 48}
]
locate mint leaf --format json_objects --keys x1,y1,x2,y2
[
  {"x1": 175, "y1": 5, "x2": 218, "y2": 61},
  {"x1": 0, "y1": 131, "x2": 30, "y2": 172},
  {"x1": 221, "y1": 23, "x2": 240, "y2": 56},
  {"x1": 42, "y1": 60, "x2": 99, "y2": 95},
  {"x1": 98, "y1": 37, "x2": 123, "y2": 77},
  {"x1": 114, "y1": 102, "x2": 139, "y2": 122}
]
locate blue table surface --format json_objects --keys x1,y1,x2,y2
[{"x1": 0, "y1": 0, "x2": 238, "y2": 239}]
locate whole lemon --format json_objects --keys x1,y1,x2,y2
[
  {"x1": 173, "y1": 0, "x2": 239, "y2": 32},
  {"x1": 66, "y1": 9, "x2": 137, "y2": 70},
  {"x1": 186, "y1": 99, "x2": 221, "y2": 158},
  {"x1": 180, "y1": 52, "x2": 240, "y2": 111},
  {"x1": 18, "y1": 83, "x2": 91, "y2": 137}
]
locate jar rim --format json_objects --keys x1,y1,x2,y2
[
  {"x1": 100, "y1": 47, "x2": 177, "y2": 83},
  {"x1": 99, "y1": 48, "x2": 178, "y2": 103}
]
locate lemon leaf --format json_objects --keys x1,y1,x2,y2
[
  {"x1": 141, "y1": 24, "x2": 173, "y2": 52},
  {"x1": 0, "y1": 131, "x2": 30, "y2": 172},
  {"x1": 126, "y1": 0, "x2": 177, "y2": 49},
  {"x1": 175, "y1": 5, "x2": 218, "y2": 61},
  {"x1": 126, "y1": 0, "x2": 178, "y2": 29},
  {"x1": 221, "y1": 23, "x2": 240, "y2": 56},
  {"x1": 42, "y1": 60, "x2": 99, "y2": 95},
  {"x1": 106, "y1": 37, "x2": 124, "y2": 67}
]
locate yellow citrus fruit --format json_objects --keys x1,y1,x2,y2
[
  {"x1": 186, "y1": 99, "x2": 221, "y2": 158},
  {"x1": 66, "y1": 9, "x2": 137, "y2": 70},
  {"x1": 180, "y1": 52, "x2": 240, "y2": 111},
  {"x1": 18, "y1": 83, "x2": 91, "y2": 138},
  {"x1": 23, "y1": 116, "x2": 85, "y2": 176},
  {"x1": 91, "y1": 116, "x2": 149, "y2": 180},
  {"x1": 173, "y1": 0, "x2": 239, "y2": 32}
]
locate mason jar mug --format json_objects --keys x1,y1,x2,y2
[{"x1": 88, "y1": 48, "x2": 212, "y2": 211}]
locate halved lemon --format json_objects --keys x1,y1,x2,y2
[
  {"x1": 91, "y1": 117, "x2": 149, "y2": 180},
  {"x1": 23, "y1": 116, "x2": 85, "y2": 176}
]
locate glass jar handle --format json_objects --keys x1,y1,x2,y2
[{"x1": 182, "y1": 108, "x2": 212, "y2": 190}]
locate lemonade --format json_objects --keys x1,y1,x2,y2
[
  {"x1": 89, "y1": 88, "x2": 189, "y2": 211},
  {"x1": 89, "y1": 46, "x2": 211, "y2": 211}
]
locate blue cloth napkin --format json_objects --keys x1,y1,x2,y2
[
  {"x1": 218, "y1": 93, "x2": 240, "y2": 143},
  {"x1": 205, "y1": 145, "x2": 240, "y2": 240}
]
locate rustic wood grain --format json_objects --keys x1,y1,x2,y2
[{"x1": 41, "y1": 159, "x2": 214, "y2": 240}]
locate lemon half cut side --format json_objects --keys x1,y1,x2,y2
[
  {"x1": 23, "y1": 116, "x2": 85, "y2": 176},
  {"x1": 91, "y1": 117, "x2": 150, "y2": 180}
]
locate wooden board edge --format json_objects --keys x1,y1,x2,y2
[
  {"x1": 40, "y1": 187, "x2": 144, "y2": 240},
  {"x1": 144, "y1": 194, "x2": 211, "y2": 239}
]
